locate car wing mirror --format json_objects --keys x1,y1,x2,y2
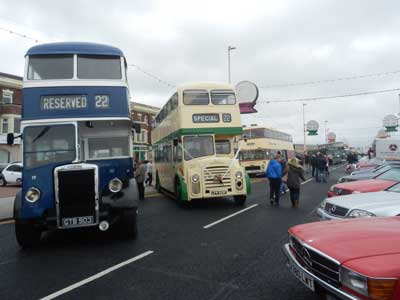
[{"x1": 7, "y1": 133, "x2": 14, "y2": 145}]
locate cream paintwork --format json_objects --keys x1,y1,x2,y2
[
  {"x1": 239, "y1": 127, "x2": 294, "y2": 174},
  {"x1": 152, "y1": 82, "x2": 247, "y2": 200}
]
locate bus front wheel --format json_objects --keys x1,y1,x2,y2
[
  {"x1": 15, "y1": 220, "x2": 42, "y2": 248},
  {"x1": 234, "y1": 195, "x2": 246, "y2": 206}
]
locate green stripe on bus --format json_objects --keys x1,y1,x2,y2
[
  {"x1": 153, "y1": 127, "x2": 243, "y2": 145},
  {"x1": 245, "y1": 173, "x2": 251, "y2": 195},
  {"x1": 176, "y1": 173, "x2": 188, "y2": 202}
]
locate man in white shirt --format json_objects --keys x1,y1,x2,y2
[{"x1": 145, "y1": 160, "x2": 153, "y2": 186}]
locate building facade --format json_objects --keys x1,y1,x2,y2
[
  {"x1": 0, "y1": 72, "x2": 22, "y2": 165},
  {"x1": 130, "y1": 102, "x2": 159, "y2": 161}
]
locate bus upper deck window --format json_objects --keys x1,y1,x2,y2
[
  {"x1": 183, "y1": 90, "x2": 209, "y2": 105},
  {"x1": 211, "y1": 90, "x2": 236, "y2": 105},
  {"x1": 77, "y1": 55, "x2": 122, "y2": 79},
  {"x1": 28, "y1": 55, "x2": 74, "y2": 80}
]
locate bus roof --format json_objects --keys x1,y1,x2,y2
[
  {"x1": 26, "y1": 42, "x2": 124, "y2": 57},
  {"x1": 176, "y1": 82, "x2": 234, "y2": 92}
]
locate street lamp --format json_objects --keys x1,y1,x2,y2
[
  {"x1": 324, "y1": 120, "x2": 328, "y2": 143},
  {"x1": 228, "y1": 46, "x2": 236, "y2": 84}
]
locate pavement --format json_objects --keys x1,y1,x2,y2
[{"x1": 0, "y1": 166, "x2": 344, "y2": 300}]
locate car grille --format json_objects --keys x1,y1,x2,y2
[
  {"x1": 245, "y1": 166, "x2": 261, "y2": 171},
  {"x1": 56, "y1": 168, "x2": 96, "y2": 226},
  {"x1": 290, "y1": 236, "x2": 340, "y2": 287},
  {"x1": 324, "y1": 203, "x2": 349, "y2": 217},
  {"x1": 204, "y1": 166, "x2": 231, "y2": 188},
  {"x1": 333, "y1": 187, "x2": 351, "y2": 196}
]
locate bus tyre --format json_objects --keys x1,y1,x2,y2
[
  {"x1": 119, "y1": 208, "x2": 138, "y2": 240},
  {"x1": 234, "y1": 195, "x2": 246, "y2": 206},
  {"x1": 15, "y1": 220, "x2": 41, "y2": 249}
]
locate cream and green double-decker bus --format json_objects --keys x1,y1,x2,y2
[{"x1": 152, "y1": 82, "x2": 250, "y2": 206}]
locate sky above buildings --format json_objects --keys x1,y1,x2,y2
[{"x1": 1, "y1": 0, "x2": 400, "y2": 148}]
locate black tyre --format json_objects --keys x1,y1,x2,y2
[
  {"x1": 0, "y1": 177, "x2": 6, "y2": 186},
  {"x1": 118, "y1": 208, "x2": 138, "y2": 240},
  {"x1": 155, "y1": 172, "x2": 161, "y2": 192},
  {"x1": 234, "y1": 195, "x2": 246, "y2": 206},
  {"x1": 15, "y1": 220, "x2": 41, "y2": 248},
  {"x1": 16, "y1": 178, "x2": 22, "y2": 186}
]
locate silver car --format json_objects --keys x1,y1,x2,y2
[{"x1": 318, "y1": 182, "x2": 400, "y2": 220}]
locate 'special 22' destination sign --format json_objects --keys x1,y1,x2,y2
[{"x1": 192, "y1": 113, "x2": 220, "y2": 123}]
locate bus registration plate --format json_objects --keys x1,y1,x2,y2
[
  {"x1": 211, "y1": 190, "x2": 227, "y2": 196},
  {"x1": 61, "y1": 216, "x2": 94, "y2": 227}
]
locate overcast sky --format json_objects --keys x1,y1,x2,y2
[{"x1": 1, "y1": 0, "x2": 400, "y2": 149}]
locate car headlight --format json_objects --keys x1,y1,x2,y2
[
  {"x1": 192, "y1": 174, "x2": 200, "y2": 183},
  {"x1": 340, "y1": 268, "x2": 368, "y2": 297},
  {"x1": 25, "y1": 187, "x2": 41, "y2": 203},
  {"x1": 320, "y1": 199, "x2": 327, "y2": 210},
  {"x1": 109, "y1": 178, "x2": 123, "y2": 193},
  {"x1": 348, "y1": 209, "x2": 375, "y2": 218},
  {"x1": 340, "y1": 267, "x2": 397, "y2": 299},
  {"x1": 352, "y1": 191, "x2": 361, "y2": 194},
  {"x1": 235, "y1": 171, "x2": 243, "y2": 179},
  {"x1": 329, "y1": 185, "x2": 335, "y2": 192}
]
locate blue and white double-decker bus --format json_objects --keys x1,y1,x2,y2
[{"x1": 9, "y1": 42, "x2": 139, "y2": 247}]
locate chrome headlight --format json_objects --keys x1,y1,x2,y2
[
  {"x1": 235, "y1": 171, "x2": 243, "y2": 179},
  {"x1": 109, "y1": 178, "x2": 123, "y2": 193},
  {"x1": 192, "y1": 174, "x2": 200, "y2": 183},
  {"x1": 348, "y1": 209, "x2": 375, "y2": 218},
  {"x1": 319, "y1": 199, "x2": 327, "y2": 210},
  {"x1": 329, "y1": 185, "x2": 335, "y2": 192},
  {"x1": 340, "y1": 268, "x2": 368, "y2": 297},
  {"x1": 25, "y1": 187, "x2": 41, "y2": 203}
]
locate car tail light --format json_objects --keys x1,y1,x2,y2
[{"x1": 368, "y1": 278, "x2": 397, "y2": 300}]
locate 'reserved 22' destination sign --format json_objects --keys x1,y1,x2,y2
[{"x1": 41, "y1": 95, "x2": 110, "y2": 110}]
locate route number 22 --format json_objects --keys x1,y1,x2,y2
[{"x1": 95, "y1": 95, "x2": 110, "y2": 108}]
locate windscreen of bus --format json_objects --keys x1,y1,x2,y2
[
  {"x1": 183, "y1": 90, "x2": 209, "y2": 105},
  {"x1": 183, "y1": 136, "x2": 214, "y2": 160},
  {"x1": 24, "y1": 124, "x2": 76, "y2": 169},
  {"x1": 28, "y1": 55, "x2": 74, "y2": 80},
  {"x1": 211, "y1": 90, "x2": 236, "y2": 105},
  {"x1": 239, "y1": 149, "x2": 267, "y2": 160},
  {"x1": 215, "y1": 140, "x2": 231, "y2": 154},
  {"x1": 77, "y1": 55, "x2": 122, "y2": 79}
]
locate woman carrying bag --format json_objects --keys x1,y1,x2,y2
[{"x1": 286, "y1": 158, "x2": 306, "y2": 208}]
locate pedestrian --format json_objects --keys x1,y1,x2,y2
[
  {"x1": 304, "y1": 153, "x2": 310, "y2": 172},
  {"x1": 287, "y1": 157, "x2": 306, "y2": 208},
  {"x1": 324, "y1": 155, "x2": 330, "y2": 177},
  {"x1": 145, "y1": 160, "x2": 153, "y2": 186},
  {"x1": 135, "y1": 160, "x2": 146, "y2": 200},
  {"x1": 265, "y1": 154, "x2": 282, "y2": 206},
  {"x1": 277, "y1": 152, "x2": 288, "y2": 195},
  {"x1": 310, "y1": 154, "x2": 317, "y2": 177},
  {"x1": 367, "y1": 147, "x2": 374, "y2": 160},
  {"x1": 317, "y1": 153, "x2": 327, "y2": 183}
]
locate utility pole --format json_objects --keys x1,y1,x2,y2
[
  {"x1": 228, "y1": 46, "x2": 236, "y2": 83},
  {"x1": 303, "y1": 103, "x2": 307, "y2": 160},
  {"x1": 324, "y1": 120, "x2": 328, "y2": 143}
]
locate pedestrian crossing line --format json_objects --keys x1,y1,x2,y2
[
  {"x1": 301, "y1": 178, "x2": 313, "y2": 185},
  {"x1": 203, "y1": 204, "x2": 259, "y2": 229}
]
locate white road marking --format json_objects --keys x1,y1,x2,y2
[
  {"x1": 203, "y1": 204, "x2": 259, "y2": 229},
  {"x1": 301, "y1": 178, "x2": 313, "y2": 185},
  {"x1": 39, "y1": 250, "x2": 154, "y2": 300}
]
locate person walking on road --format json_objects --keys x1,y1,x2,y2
[
  {"x1": 266, "y1": 154, "x2": 282, "y2": 206},
  {"x1": 145, "y1": 160, "x2": 153, "y2": 186},
  {"x1": 310, "y1": 154, "x2": 317, "y2": 178},
  {"x1": 135, "y1": 160, "x2": 146, "y2": 200},
  {"x1": 287, "y1": 158, "x2": 306, "y2": 208},
  {"x1": 316, "y1": 153, "x2": 327, "y2": 183},
  {"x1": 277, "y1": 152, "x2": 288, "y2": 195}
]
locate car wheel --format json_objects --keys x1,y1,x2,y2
[
  {"x1": 116, "y1": 208, "x2": 138, "y2": 240},
  {"x1": 15, "y1": 220, "x2": 42, "y2": 248},
  {"x1": 0, "y1": 178, "x2": 6, "y2": 186},
  {"x1": 16, "y1": 178, "x2": 22, "y2": 186},
  {"x1": 234, "y1": 195, "x2": 246, "y2": 206}
]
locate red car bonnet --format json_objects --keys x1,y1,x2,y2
[{"x1": 334, "y1": 179, "x2": 396, "y2": 193}]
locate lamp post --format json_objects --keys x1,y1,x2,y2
[
  {"x1": 303, "y1": 103, "x2": 307, "y2": 159},
  {"x1": 324, "y1": 120, "x2": 328, "y2": 143},
  {"x1": 228, "y1": 46, "x2": 236, "y2": 84}
]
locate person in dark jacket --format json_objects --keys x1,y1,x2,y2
[
  {"x1": 316, "y1": 153, "x2": 327, "y2": 183},
  {"x1": 310, "y1": 154, "x2": 317, "y2": 177},
  {"x1": 287, "y1": 158, "x2": 306, "y2": 207},
  {"x1": 265, "y1": 155, "x2": 282, "y2": 206},
  {"x1": 135, "y1": 160, "x2": 146, "y2": 200}
]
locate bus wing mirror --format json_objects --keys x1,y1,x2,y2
[
  {"x1": 133, "y1": 123, "x2": 141, "y2": 134},
  {"x1": 173, "y1": 139, "x2": 178, "y2": 146},
  {"x1": 7, "y1": 133, "x2": 14, "y2": 145}
]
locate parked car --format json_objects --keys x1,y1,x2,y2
[
  {"x1": 328, "y1": 167, "x2": 400, "y2": 197},
  {"x1": 355, "y1": 157, "x2": 383, "y2": 170},
  {"x1": 283, "y1": 217, "x2": 400, "y2": 300},
  {"x1": 338, "y1": 164, "x2": 400, "y2": 183},
  {"x1": 349, "y1": 159, "x2": 400, "y2": 176},
  {"x1": 0, "y1": 162, "x2": 23, "y2": 186},
  {"x1": 318, "y1": 182, "x2": 400, "y2": 220}
]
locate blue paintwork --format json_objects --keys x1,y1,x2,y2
[
  {"x1": 22, "y1": 86, "x2": 130, "y2": 120},
  {"x1": 26, "y1": 42, "x2": 124, "y2": 57},
  {"x1": 21, "y1": 158, "x2": 133, "y2": 219}
]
